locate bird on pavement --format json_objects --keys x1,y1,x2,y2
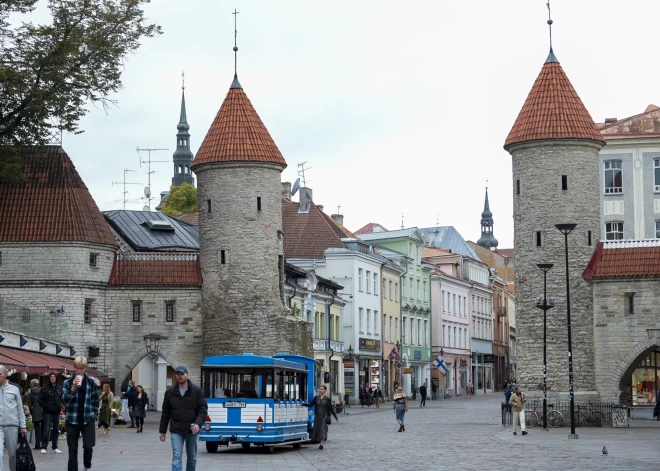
[{"x1": 602, "y1": 446, "x2": 608, "y2": 455}]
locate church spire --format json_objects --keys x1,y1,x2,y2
[
  {"x1": 172, "y1": 71, "x2": 194, "y2": 187},
  {"x1": 477, "y1": 186, "x2": 498, "y2": 250}
]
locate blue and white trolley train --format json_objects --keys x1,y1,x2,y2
[{"x1": 199, "y1": 353, "x2": 320, "y2": 453}]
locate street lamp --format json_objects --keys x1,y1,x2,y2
[
  {"x1": 535, "y1": 263, "x2": 555, "y2": 432},
  {"x1": 555, "y1": 223, "x2": 578, "y2": 439}
]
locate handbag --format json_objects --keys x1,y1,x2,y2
[
  {"x1": 325, "y1": 416, "x2": 332, "y2": 425},
  {"x1": 15, "y1": 435, "x2": 36, "y2": 471}
]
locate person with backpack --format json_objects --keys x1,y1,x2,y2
[
  {"x1": 38, "y1": 372, "x2": 63, "y2": 454},
  {"x1": 0, "y1": 365, "x2": 28, "y2": 471}
]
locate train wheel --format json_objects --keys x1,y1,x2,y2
[
  {"x1": 206, "y1": 442, "x2": 219, "y2": 453},
  {"x1": 241, "y1": 443, "x2": 251, "y2": 449},
  {"x1": 292, "y1": 443, "x2": 302, "y2": 449}
]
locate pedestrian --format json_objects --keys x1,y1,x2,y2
[
  {"x1": 159, "y1": 365, "x2": 208, "y2": 471},
  {"x1": 25, "y1": 378, "x2": 43, "y2": 450},
  {"x1": 344, "y1": 391, "x2": 350, "y2": 409},
  {"x1": 364, "y1": 384, "x2": 372, "y2": 408},
  {"x1": 431, "y1": 382, "x2": 437, "y2": 400},
  {"x1": 393, "y1": 386, "x2": 407, "y2": 432},
  {"x1": 467, "y1": 379, "x2": 474, "y2": 399},
  {"x1": 62, "y1": 356, "x2": 100, "y2": 471},
  {"x1": 419, "y1": 381, "x2": 428, "y2": 407},
  {"x1": 303, "y1": 384, "x2": 338, "y2": 450},
  {"x1": 134, "y1": 385, "x2": 148, "y2": 433},
  {"x1": 509, "y1": 385, "x2": 528, "y2": 436},
  {"x1": 125, "y1": 380, "x2": 138, "y2": 428},
  {"x1": 503, "y1": 381, "x2": 515, "y2": 423},
  {"x1": 373, "y1": 386, "x2": 383, "y2": 408},
  {"x1": 98, "y1": 383, "x2": 114, "y2": 435},
  {"x1": 0, "y1": 365, "x2": 28, "y2": 471},
  {"x1": 38, "y1": 372, "x2": 63, "y2": 454}
]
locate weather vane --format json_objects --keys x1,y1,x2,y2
[
  {"x1": 181, "y1": 70, "x2": 185, "y2": 90},
  {"x1": 546, "y1": 1, "x2": 553, "y2": 52},
  {"x1": 233, "y1": 9, "x2": 239, "y2": 75}
]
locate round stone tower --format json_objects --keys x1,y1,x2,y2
[
  {"x1": 191, "y1": 74, "x2": 309, "y2": 358},
  {"x1": 504, "y1": 50, "x2": 605, "y2": 399}
]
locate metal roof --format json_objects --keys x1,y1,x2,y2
[
  {"x1": 357, "y1": 227, "x2": 421, "y2": 241},
  {"x1": 418, "y1": 226, "x2": 481, "y2": 261},
  {"x1": 103, "y1": 210, "x2": 199, "y2": 252}
]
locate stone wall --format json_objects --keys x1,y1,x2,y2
[
  {"x1": 510, "y1": 141, "x2": 601, "y2": 397},
  {"x1": 593, "y1": 278, "x2": 660, "y2": 403}
]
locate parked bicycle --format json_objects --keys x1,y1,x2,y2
[
  {"x1": 524, "y1": 404, "x2": 563, "y2": 428},
  {"x1": 575, "y1": 403, "x2": 606, "y2": 427}
]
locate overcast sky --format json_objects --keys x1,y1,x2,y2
[{"x1": 39, "y1": 0, "x2": 660, "y2": 248}]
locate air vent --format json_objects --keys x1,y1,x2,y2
[{"x1": 144, "y1": 220, "x2": 175, "y2": 232}]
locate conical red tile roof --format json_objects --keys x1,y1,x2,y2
[
  {"x1": 0, "y1": 147, "x2": 118, "y2": 246},
  {"x1": 504, "y1": 54, "x2": 605, "y2": 150},
  {"x1": 191, "y1": 78, "x2": 287, "y2": 170}
]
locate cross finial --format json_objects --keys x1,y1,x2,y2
[
  {"x1": 181, "y1": 70, "x2": 185, "y2": 90},
  {"x1": 486, "y1": 178, "x2": 489, "y2": 190},
  {"x1": 233, "y1": 9, "x2": 239, "y2": 76},
  {"x1": 546, "y1": 1, "x2": 553, "y2": 52}
]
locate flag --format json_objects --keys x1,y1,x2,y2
[
  {"x1": 434, "y1": 356, "x2": 448, "y2": 374},
  {"x1": 387, "y1": 347, "x2": 400, "y2": 361}
]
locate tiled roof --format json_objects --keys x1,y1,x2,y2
[
  {"x1": 354, "y1": 222, "x2": 388, "y2": 235},
  {"x1": 504, "y1": 55, "x2": 605, "y2": 149},
  {"x1": 598, "y1": 104, "x2": 660, "y2": 137},
  {"x1": 494, "y1": 248, "x2": 515, "y2": 259},
  {"x1": 109, "y1": 253, "x2": 202, "y2": 286},
  {"x1": 0, "y1": 146, "x2": 117, "y2": 247},
  {"x1": 191, "y1": 79, "x2": 286, "y2": 170},
  {"x1": 172, "y1": 212, "x2": 199, "y2": 226},
  {"x1": 282, "y1": 202, "x2": 346, "y2": 259},
  {"x1": 583, "y1": 240, "x2": 660, "y2": 279}
]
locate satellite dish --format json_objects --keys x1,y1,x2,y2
[
  {"x1": 291, "y1": 178, "x2": 301, "y2": 197},
  {"x1": 142, "y1": 205, "x2": 150, "y2": 212},
  {"x1": 144, "y1": 186, "x2": 151, "y2": 198}
]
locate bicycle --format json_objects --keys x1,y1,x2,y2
[
  {"x1": 524, "y1": 404, "x2": 563, "y2": 428},
  {"x1": 575, "y1": 403, "x2": 606, "y2": 427}
]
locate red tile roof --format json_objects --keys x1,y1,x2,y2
[
  {"x1": 282, "y1": 202, "x2": 348, "y2": 259},
  {"x1": 0, "y1": 147, "x2": 118, "y2": 246},
  {"x1": 191, "y1": 84, "x2": 286, "y2": 170},
  {"x1": 504, "y1": 59, "x2": 605, "y2": 150},
  {"x1": 109, "y1": 253, "x2": 202, "y2": 286},
  {"x1": 583, "y1": 241, "x2": 660, "y2": 279},
  {"x1": 354, "y1": 222, "x2": 389, "y2": 235},
  {"x1": 172, "y1": 212, "x2": 199, "y2": 226},
  {"x1": 494, "y1": 248, "x2": 515, "y2": 259}
]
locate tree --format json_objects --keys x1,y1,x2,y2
[
  {"x1": 161, "y1": 183, "x2": 198, "y2": 216},
  {"x1": 0, "y1": 0, "x2": 161, "y2": 179}
]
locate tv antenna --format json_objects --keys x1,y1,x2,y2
[
  {"x1": 136, "y1": 146, "x2": 168, "y2": 210},
  {"x1": 297, "y1": 161, "x2": 311, "y2": 187},
  {"x1": 111, "y1": 168, "x2": 142, "y2": 210}
]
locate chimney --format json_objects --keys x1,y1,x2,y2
[
  {"x1": 281, "y1": 182, "x2": 292, "y2": 202},
  {"x1": 317, "y1": 205, "x2": 324, "y2": 213},
  {"x1": 604, "y1": 118, "x2": 617, "y2": 124},
  {"x1": 298, "y1": 187, "x2": 312, "y2": 214},
  {"x1": 331, "y1": 214, "x2": 344, "y2": 225}
]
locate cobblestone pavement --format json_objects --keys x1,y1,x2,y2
[{"x1": 4, "y1": 395, "x2": 658, "y2": 470}]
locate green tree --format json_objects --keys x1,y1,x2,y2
[
  {"x1": 0, "y1": 0, "x2": 161, "y2": 179},
  {"x1": 161, "y1": 183, "x2": 198, "y2": 216}
]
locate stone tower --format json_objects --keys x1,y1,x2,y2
[
  {"x1": 172, "y1": 82, "x2": 195, "y2": 187},
  {"x1": 476, "y1": 188, "x2": 498, "y2": 249},
  {"x1": 504, "y1": 49, "x2": 605, "y2": 399},
  {"x1": 191, "y1": 74, "x2": 312, "y2": 358}
]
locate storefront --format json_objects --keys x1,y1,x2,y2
[{"x1": 625, "y1": 349, "x2": 658, "y2": 418}]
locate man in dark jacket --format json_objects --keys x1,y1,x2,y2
[
  {"x1": 159, "y1": 366, "x2": 208, "y2": 471},
  {"x1": 125, "y1": 380, "x2": 138, "y2": 428},
  {"x1": 26, "y1": 379, "x2": 44, "y2": 450},
  {"x1": 38, "y1": 372, "x2": 63, "y2": 453},
  {"x1": 419, "y1": 381, "x2": 428, "y2": 407}
]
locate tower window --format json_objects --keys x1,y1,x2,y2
[
  {"x1": 561, "y1": 175, "x2": 568, "y2": 190},
  {"x1": 516, "y1": 179, "x2": 520, "y2": 195},
  {"x1": 535, "y1": 231, "x2": 542, "y2": 247},
  {"x1": 89, "y1": 253, "x2": 98, "y2": 267},
  {"x1": 220, "y1": 250, "x2": 226, "y2": 265},
  {"x1": 165, "y1": 302, "x2": 175, "y2": 322},
  {"x1": 132, "y1": 301, "x2": 141, "y2": 323},
  {"x1": 257, "y1": 197, "x2": 262, "y2": 211},
  {"x1": 626, "y1": 292, "x2": 635, "y2": 314},
  {"x1": 588, "y1": 230, "x2": 592, "y2": 246},
  {"x1": 207, "y1": 199, "x2": 212, "y2": 213}
]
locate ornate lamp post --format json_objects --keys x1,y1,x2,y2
[
  {"x1": 555, "y1": 223, "x2": 578, "y2": 439},
  {"x1": 535, "y1": 263, "x2": 555, "y2": 431}
]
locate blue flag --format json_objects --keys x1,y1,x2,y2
[{"x1": 434, "y1": 356, "x2": 448, "y2": 374}]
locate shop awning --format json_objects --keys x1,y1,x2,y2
[{"x1": 0, "y1": 346, "x2": 109, "y2": 381}]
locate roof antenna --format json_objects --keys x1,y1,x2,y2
[
  {"x1": 546, "y1": 1, "x2": 553, "y2": 52},
  {"x1": 233, "y1": 9, "x2": 239, "y2": 76},
  {"x1": 297, "y1": 161, "x2": 311, "y2": 187}
]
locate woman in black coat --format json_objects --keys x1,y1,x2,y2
[
  {"x1": 134, "y1": 385, "x2": 149, "y2": 433},
  {"x1": 303, "y1": 384, "x2": 338, "y2": 450}
]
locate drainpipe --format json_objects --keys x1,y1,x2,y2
[
  {"x1": 285, "y1": 279, "x2": 297, "y2": 308},
  {"x1": 326, "y1": 293, "x2": 336, "y2": 400}
]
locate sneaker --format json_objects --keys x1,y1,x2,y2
[
  {"x1": 522, "y1": 431, "x2": 528, "y2": 436},
  {"x1": 41, "y1": 449, "x2": 47, "y2": 454},
  {"x1": 53, "y1": 449, "x2": 62, "y2": 453}
]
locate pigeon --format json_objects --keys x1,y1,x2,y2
[{"x1": 602, "y1": 446, "x2": 608, "y2": 455}]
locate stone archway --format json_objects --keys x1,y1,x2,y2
[{"x1": 610, "y1": 333, "x2": 660, "y2": 403}]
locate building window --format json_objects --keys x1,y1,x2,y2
[
  {"x1": 395, "y1": 283, "x2": 399, "y2": 302},
  {"x1": 358, "y1": 268, "x2": 363, "y2": 291},
  {"x1": 423, "y1": 281, "x2": 427, "y2": 302},
  {"x1": 443, "y1": 325, "x2": 447, "y2": 347},
  {"x1": 389, "y1": 280, "x2": 393, "y2": 300},
  {"x1": 132, "y1": 302, "x2": 141, "y2": 323},
  {"x1": 389, "y1": 316, "x2": 393, "y2": 342},
  {"x1": 367, "y1": 309, "x2": 371, "y2": 334},
  {"x1": 656, "y1": 221, "x2": 660, "y2": 238},
  {"x1": 626, "y1": 293, "x2": 635, "y2": 315},
  {"x1": 374, "y1": 273, "x2": 378, "y2": 296},
  {"x1": 0, "y1": 251, "x2": 3, "y2": 266},
  {"x1": 453, "y1": 294, "x2": 456, "y2": 314},
  {"x1": 84, "y1": 301, "x2": 92, "y2": 323},
  {"x1": 366, "y1": 271, "x2": 371, "y2": 293},
  {"x1": 374, "y1": 310, "x2": 379, "y2": 334},
  {"x1": 220, "y1": 250, "x2": 227, "y2": 264},
  {"x1": 516, "y1": 179, "x2": 520, "y2": 195},
  {"x1": 442, "y1": 291, "x2": 446, "y2": 312},
  {"x1": 588, "y1": 230, "x2": 592, "y2": 246},
  {"x1": 561, "y1": 175, "x2": 568, "y2": 190},
  {"x1": 207, "y1": 199, "x2": 212, "y2": 213},
  {"x1": 535, "y1": 231, "x2": 542, "y2": 247},
  {"x1": 166, "y1": 302, "x2": 174, "y2": 322},
  {"x1": 423, "y1": 320, "x2": 428, "y2": 347},
  {"x1": 382, "y1": 278, "x2": 386, "y2": 298},
  {"x1": 359, "y1": 308, "x2": 364, "y2": 333},
  {"x1": 257, "y1": 197, "x2": 262, "y2": 211},
  {"x1": 416, "y1": 280, "x2": 420, "y2": 301},
  {"x1": 463, "y1": 298, "x2": 466, "y2": 317},
  {"x1": 89, "y1": 253, "x2": 98, "y2": 267},
  {"x1": 402, "y1": 317, "x2": 407, "y2": 344},
  {"x1": 654, "y1": 159, "x2": 660, "y2": 192},
  {"x1": 606, "y1": 222, "x2": 624, "y2": 240},
  {"x1": 409, "y1": 278, "x2": 413, "y2": 299},
  {"x1": 604, "y1": 160, "x2": 623, "y2": 194}
]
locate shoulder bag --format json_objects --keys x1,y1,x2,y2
[{"x1": 15, "y1": 435, "x2": 36, "y2": 471}]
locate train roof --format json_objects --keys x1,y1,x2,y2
[{"x1": 202, "y1": 353, "x2": 310, "y2": 371}]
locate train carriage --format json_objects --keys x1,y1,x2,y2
[{"x1": 199, "y1": 353, "x2": 319, "y2": 453}]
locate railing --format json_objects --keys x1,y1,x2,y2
[{"x1": 502, "y1": 399, "x2": 614, "y2": 427}]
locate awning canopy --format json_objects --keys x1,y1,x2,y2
[{"x1": 0, "y1": 346, "x2": 109, "y2": 381}]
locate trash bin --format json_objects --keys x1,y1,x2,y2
[{"x1": 612, "y1": 405, "x2": 629, "y2": 428}]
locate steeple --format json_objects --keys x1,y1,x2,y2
[
  {"x1": 476, "y1": 187, "x2": 498, "y2": 249},
  {"x1": 172, "y1": 71, "x2": 195, "y2": 187}
]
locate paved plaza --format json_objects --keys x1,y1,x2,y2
[{"x1": 4, "y1": 394, "x2": 659, "y2": 470}]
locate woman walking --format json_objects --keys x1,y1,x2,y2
[
  {"x1": 134, "y1": 385, "x2": 148, "y2": 433},
  {"x1": 467, "y1": 380, "x2": 474, "y2": 399},
  {"x1": 98, "y1": 383, "x2": 114, "y2": 434},
  {"x1": 303, "y1": 384, "x2": 338, "y2": 450},
  {"x1": 393, "y1": 387, "x2": 407, "y2": 432}
]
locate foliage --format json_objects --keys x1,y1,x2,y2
[
  {"x1": 0, "y1": 0, "x2": 162, "y2": 178},
  {"x1": 26, "y1": 419, "x2": 35, "y2": 432},
  {"x1": 160, "y1": 183, "x2": 198, "y2": 216}
]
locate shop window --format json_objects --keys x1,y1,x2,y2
[{"x1": 630, "y1": 351, "x2": 658, "y2": 406}]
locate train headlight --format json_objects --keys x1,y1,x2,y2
[{"x1": 256, "y1": 425, "x2": 264, "y2": 432}]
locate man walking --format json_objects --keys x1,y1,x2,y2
[
  {"x1": 0, "y1": 365, "x2": 28, "y2": 471},
  {"x1": 509, "y1": 385, "x2": 528, "y2": 436},
  {"x1": 503, "y1": 381, "x2": 515, "y2": 425},
  {"x1": 39, "y1": 372, "x2": 63, "y2": 453},
  {"x1": 25, "y1": 379, "x2": 43, "y2": 450},
  {"x1": 62, "y1": 356, "x2": 99, "y2": 471},
  {"x1": 373, "y1": 386, "x2": 383, "y2": 408},
  {"x1": 125, "y1": 380, "x2": 138, "y2": 428},
  {"x1": 419, "y1": 381, "x2": 428, "y2": 407},
  {"x1": 159, "y1": 366, "x2": 208, "y2": 471}
]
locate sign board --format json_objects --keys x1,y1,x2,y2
[
  {"x1": 403, "y1": 368, "x2": 413, "y2": 374},
  {"x1": 344, "y1": 361, "x2": 355, "y2": 368},
  {"x1": 414, "y1": 350, "x2": 422, "y2": 360},
  {"x1": 225, "y1": 402, "x2": 246, "y2": 408},
  {"x1": 431, "y1": 378, "x2": 440, "y2": 388},
  {"x1": 344, "y1": 368, "x2": 355, "y2": 373},
  {"x1": 483, "y1": 354, "x2": 495, "y2": 364},
  {"x1": 359, "y1": 338, "x2": 380, "y2": 351}
]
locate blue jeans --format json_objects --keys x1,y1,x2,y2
[
  {"x1": 42, "y1": 413, "x2": 59, "y2": 450},
  {"x1": 396, "y1": 403, "x2": 406, "y2": 425},
  {"x1": 171, "y1": 432, "x2": 198, "y2": 471}
]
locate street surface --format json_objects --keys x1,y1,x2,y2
[{"x1": 5, "y1": 394, "x2": 658, "y2": 470}]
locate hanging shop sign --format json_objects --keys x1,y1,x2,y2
[
  {"x1": 359, "y1": 338, "x2": 380, "y2": 351},
  {"x1": 483, "y1": 354, "x2": 495, "y2": 364},
  {"x1": 403, "y1": 368, "x2": 413, "y2": 374}
]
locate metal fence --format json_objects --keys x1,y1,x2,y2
[{"x1": 502, "y1": 400, "x2": 615, "y2": 427}]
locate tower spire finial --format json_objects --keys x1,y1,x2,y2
[
  {"x1": 233, "y1": 9, "x2": 239, "y2": 76},
  {"x1": 181, "y1": 70, "x2": 185, "y2": 90},
  {"x1": 546, "y1": 1, "x2": 553, "y2": 53}
]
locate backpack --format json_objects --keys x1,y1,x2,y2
[{"x1": 15, "y1": 435, "x2": 36, "y2": 471}]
